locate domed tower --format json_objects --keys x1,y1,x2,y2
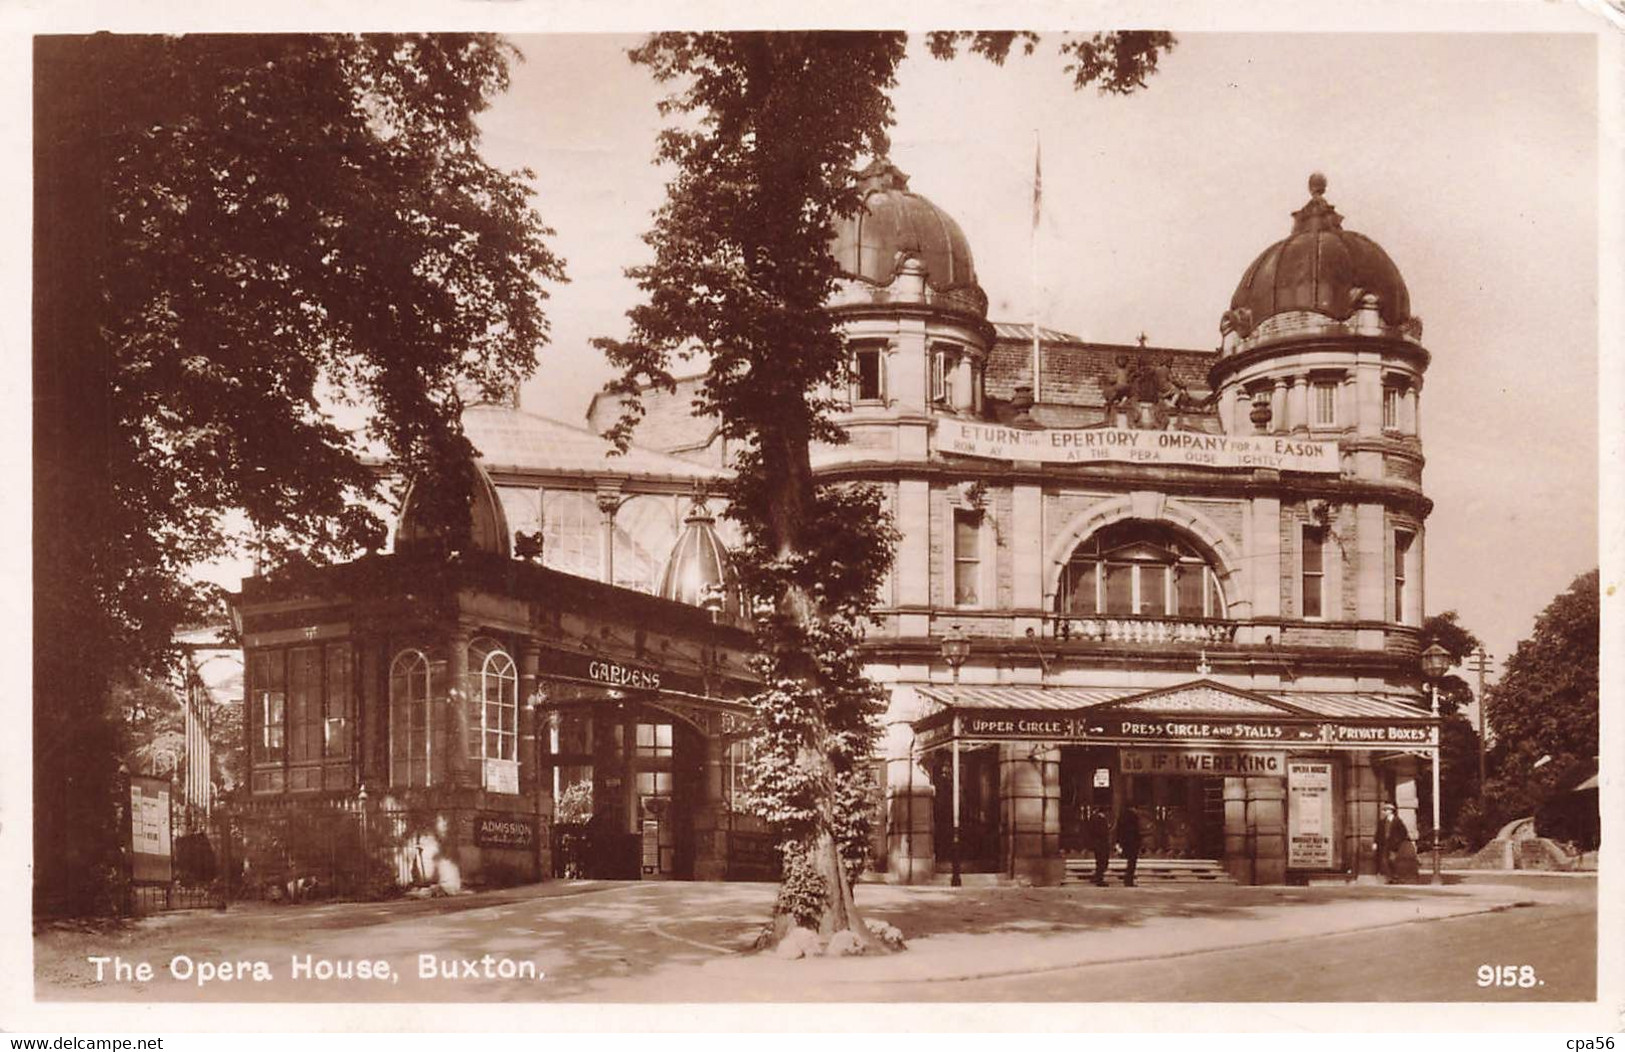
[
  {"x1": 1211, "y1": 174, "x2": 1432, "y2": 632},
  {"x1": 827, "y1": 161, "x2": 995, "y2": 427},
  {"x1": 395, "y1": 458, "x2": 512, "y2": 558},
  {"x1": 657, "y1": 497, "x2": 745, "y2": 624}
]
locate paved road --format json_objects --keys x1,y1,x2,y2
[
  {"x1": 33, "y1": 874, "x2": 1597, "y2": 1004},
  {"x1": 881, "y1": 890, "x2": 1596, "y2": 1002}
]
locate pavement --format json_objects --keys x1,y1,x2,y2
[{"x1": 31, "y1": 872, "x2": 1593, "y2": 1002}]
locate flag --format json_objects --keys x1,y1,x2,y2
[{"x1": 1032, "y1": 135, "x2": 1043, "y2": 231}]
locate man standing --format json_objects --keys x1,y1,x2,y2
[
  {"x1": 1086, "y1": 807, "x2": 1112, "y2": 886},
  {"x1": 1117, "y1": 805, "x2": 1143, "y2": 887}
]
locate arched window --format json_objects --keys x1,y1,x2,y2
[
  {"x1": 469, "y1": 637, "x2": 519, "y2": 793},
  {"x1": 389, "y1": 649, "x2": 432, "y2": 787},
  {"x1": 1057, "y1": 520, "x2": 1226, "y2": 619}
]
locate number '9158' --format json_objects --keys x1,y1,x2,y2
[{"x1": 1476, "y1": 964, "x2": 1540, "y2": 987}]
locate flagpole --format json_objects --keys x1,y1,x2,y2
[{"x1": 1030, "y1": 130, "x2": 1042, "y2": 405}]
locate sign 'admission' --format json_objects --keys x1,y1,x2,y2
[{"x1": 936, "y1": 419, "x2": 1340, "y2": 473}]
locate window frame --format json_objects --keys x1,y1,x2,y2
[
  {"x1": 468, "y1": 638, "x2": 519, "y2": 793},
  {"x1": 952, "y1": 507, "x2": 983, "y2": 608},
  {"x1": 851, "y1": 341, "x2": 886, "y2": 404},
  {"x1": 390, "y1": 648, "x2": 434, "y2": 789},
  {"x1": 1301, "y1": 524, "x2": 1327, "y2": 620},
  {"x1": 1311, "y1": 379, "x2": 1339, "y2": 428},
  {"x1": 1393, "y1": 529, "x2": 1414, "y2": 624},
  {"x1": 1058, "y1": 522, "x2": 1227, "y2": 620}
]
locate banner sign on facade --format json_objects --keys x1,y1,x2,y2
[
  {"x1": 1120, "y1": 748, "x2": 1284, "y2": 777},
  {"x1": 940, "y1": 711, "x2": 1435, "y2": 747},
  {"x1": 1287, "y1": 762, "x2": 1337, "y2": 868},
  {"x1": 128, "y1": 776, "x2": 173, "y2": 884},
  {"x1": 474, "y1": 814, "x2": 536, "y2": 850},
  {"x1": 936, "y1": 419, "x2": 1340, "y2": 473}
]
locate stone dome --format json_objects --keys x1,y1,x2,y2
[
  {"x1": 1224, "y1": 174, "x2": 1413, "y2": 338},
  {"x1": 830, "y1": 160, "x2": 986, "y2": 314},
  {"x1": 657, "y1": 497, "x2": 742, "y2": 622}
]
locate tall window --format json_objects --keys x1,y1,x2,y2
[
  {"x1": 1394, "y1": 530, "x2": 1413, "y2": 623},
  {"x1": 250, "y1": 651, "x2": 286, "y2": 766},
  {"x1": 1382, "y1": 386, "x2": 1401, "y2": 431},
  {"x1": 852, "y1": 343, "x2": 884, "y2": 403},
  {"x1": 1302, "y1": 525, "x2": 1327, "y2": 619},
  {"x1": 390, "y1": 649, "x2": 433, "y2": 788},
  {"x1": 953, "y1": 509, "x2": 981, "y2": 606},
  {"x1": 1311, "y1": 380, "x2": 1338, "y2": 428},
  {"x1": 288, "y1": 647, "x2": 324, "y2": 764},
  {"x1": 469, "y1": 639, "x2": 518, "y2": 792},
  {"x1": 1058, "y1": 520, "x2": 1226, "y2": 619},
  {"x1": 930, "y1": 344, "x2": 956, "y2": 404}
]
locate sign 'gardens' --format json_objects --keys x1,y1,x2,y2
[{"x1": 936, "y1": 419, "x2": 1339, "y2": 473}]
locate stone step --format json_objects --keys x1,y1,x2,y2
[{"x1": 1062, "y1": 857, "x2": 1236, "y2": 885}]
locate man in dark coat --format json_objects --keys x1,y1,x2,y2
[
  {"x1": 1375, "y1": 803, "x2": 1411, "y2": 881},
  {"x1": 1086, "y1": 807, "x2": 1112, "y2": 886},
  {"x1": 1116, "y1": 806, "x2": 1143, "y2": 886}
]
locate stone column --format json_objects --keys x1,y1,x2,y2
[
  {"x1": 447, "y1": 627, "x2": 471, "y2": 788},
  {"x1": 518, "y1": 644, "x2": 551, "y2": 881},
  {"x1": 1355, "y1": 503, "x2": 1386, "y2": 645},
  {"x1": 692, "y1": 734, "x2": 729, "y2": 882},
  {"x1": 1247, "y1": 777, "x2": 1287, "y2": 885},
  {"x1": 1344, "y1": 753, "x2": 1381, "y2": 878},
  {"x1": 999, "y1": 744, "x2": 1064, "y2": 886},
  {"x1": 1251, "y1": 497, "x2": 1282, "y2": 621},
  {"x1": 1270, "y1": 379, "x2": 1288, "y2": 433},
  {"x1": 1011, "y1": 484, "x2": 1043, "y2": 612},
  {"x1": 1393, "y1": 758, "x2": 1421, "y2": 840},
  {"x1": 884, "y1": 722, "x2": 935, "y2": 884},
  {"x1": 953, "y1": 352, "x2": 974, "y2": 412},
  {"x1": 1288, "y1": 377, "x2": 1308, "y2": 433},
  {"x1": 1223, "y1": 777, "x2": 1252, "y2": 884}
]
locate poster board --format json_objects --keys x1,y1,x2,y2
[
  {"x1": 128, "y1": 775, "x2": 173, "y2": 884},
  {"x1": 1287, "y1": 761, "x2": 1336, "y2": 869}
]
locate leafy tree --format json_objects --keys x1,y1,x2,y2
[
  {"x1": 35, "y1": 33, "x2": 563, "y2": 914},
  {"x1": 598, "y1": 31, "x2": 1173, "y2": 947},
  {"x1": 1474, "y1": 570, "x2": 1600, "y2": 834}
]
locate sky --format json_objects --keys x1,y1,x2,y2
[{"x1": 475, "y1": 31, "x2": 1602, "y2": 691}]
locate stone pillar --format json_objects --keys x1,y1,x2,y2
[
  {"x1": 884, "y1": 722, "x2": 935, "y2": 884},
  {"x1": 1355, "y1": 503, "x2": 1386, "y2": 624},
  {"x1": 999, "y1": 744, "x2": 1064, "y2": 886},
  {"x1": 1223, "y1": 777, "x2": 1252, "y2": 884},
  {"x1": 1344, "y1": 753, "x2": 1381, "y2": 878},
  {"x1": 1270, "y1": 379, "x2": 1288, "y2": 433},
  {"x1": 1393, "y1": 758, "x2": 1421, "y2": 840},
  {"x1": 1247, "y1": 777, "x2": 1287, "y2": 885},
  {"x1": 1288, "y1": 376, "x2": 1308, "y2": 433},
  {"x1": 518, "y1": 644, "x2": 551, "y2": 881},
  {"x1": 692, "y1": 735, "x2": 729, "y2": 881},
  {"x1": 1012, "y1": 484, "x2": 1043, "y2": 611},
  {"x1": 896, "y1": 480, "x2": 931, "y2": 609},
  {"x1": 447, "y1": 627, "x2": 471, "y2": 788},
  {"x1": 1251, "y1": 497, "x2": 1282, "y2": 620},
  {"x1": 1355, "y1": 361, "x2": 1382, "y2": 437}
]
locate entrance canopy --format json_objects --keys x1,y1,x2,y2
[{"x1": 912, "y1": 679, "x2": 1436, "y2": 753}]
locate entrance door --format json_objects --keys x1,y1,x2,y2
[{"x1": 1125, "y1": 773, "x2": 1224, "y2": 859}]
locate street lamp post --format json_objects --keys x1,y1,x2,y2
[
  {"x1": 940, "y1": 624, "x2": 971, "y2": 888},
  {"x1": 1420, "y1": 643, "x2": 1451, "y2": 885}
]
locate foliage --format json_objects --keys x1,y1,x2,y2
[
  {"x1": 925, "y1": 31, "x2": 1176, "y2": 94},
  {"x1": 1471, "y1": 570, "x2": 1599, "y2": 844},
  {"x1": 35, "y1": 33, "x2": 562, "y2": 914},
  {"x1": 598, "y1": 31, "x2": 1174, "y2": 942},
  {"x1": 554, "y1": 779, "x2": 595, "y2": 825}
]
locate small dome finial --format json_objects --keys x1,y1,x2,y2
[{"x1": 1308, "y1": 172, "x2": 1328, "y2": 197}]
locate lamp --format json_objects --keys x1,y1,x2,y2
[
  {"x1": 1420, "y1": 642, "x2": 1451, "y2": 884},
  {"x1": 940, "y1": 625, "x2": 970, "y2": 887}
]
